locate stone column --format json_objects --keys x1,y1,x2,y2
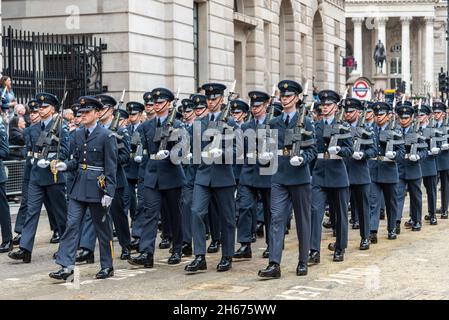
[
  {"x1": 352, "y1": 17, "x2": 364, "y2": 76},
  {"x1": 376, "y1": 17, "x2": 388, "y2": 74},
  {"x1": 401, "y1": 16, "x2": 412, "y2": 95},
  {"x1": 425, "y1": 16, "x2": 435, "y2": 95}
]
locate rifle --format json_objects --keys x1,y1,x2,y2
[
  {"x1": 352, "y1": 101, "x2": 374, "y2": 153},
  {"x1": 50, "y1": 86, "x2": 68, "y2": 183},
  {"x1": 404, "y1": 100, "x2": 427, "y2": 157},
  {"x1": 207, "y1": 81, "x2": 236, "y2": 133},
  {"x1": 109, "y1": 89, "x2": 126, "y2": 139},
  {"x1": 423, "y1": 99, "x2": 444, "y2": 149},
  {"x1": 154, "y1": 88, "x2": 181, "y2": 154},
  {"x1": 286, "y1": 80, "x2": 314, "y2": 157},
  {"x1": 323, "y1": 87, "x2": 352, "y2": 151},
  {"x1": 130, "y1": 130, "x2": 143, "y2": 158}
]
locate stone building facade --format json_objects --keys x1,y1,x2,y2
[
  {"x1": 346, "y1": 0, "x2": 448, "y2": 97},
  {"x1": 0, "y1": 0, "x2": 346, "y2": 101}
]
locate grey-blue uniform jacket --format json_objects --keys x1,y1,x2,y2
[
  {"x1": 435, "y1": 121, "x2": 449, "y2": 171},
  {"x1": 270, "y1": 114, "x2": 317, "y2": 186},
  {"x1": 124, "y1": 123, "x2": 141, "y2": 180},
  {"x1": 141, "y1": 117, "x2": 186, "y2": 190},
  {"x1": 66, "y1": 124, "x2": 118, "y2": 202},
  {"x1": 397, "y1": 126, "x2": 427, "y2": 180},
  {"x1": 368, "y1": 124, "x2": 405, "y2": 184},
  {"x1": 183, "y1": 123, "x2": 198, "y2": 187},
  {"x1": 110, "y1": 126, "x2": 130, "y2": 189},
  {"x1": 27, "y1": 119, "x2": 69, "y2": 186},
  {"x1": 312, "y1": 118, "x2": 353, "y2": 188},
  {"x1": 239, "y1": 118, "x2": 272, "y2": 189},
  {"x1": 0, "y1": 122, "x2": 9, "y2": 183},
  {"x1": 344, "y1": 124, "x2": 377, "y2": 185},
  {"x1": 194, "y1": 114, "x2": 237, "y2": 188},
  {"x1": 22, "y1": 126, "x2": 33, "y2": 181},
  {"x1": 419, "y1": 126, "x2": 437, "y2": 177}
]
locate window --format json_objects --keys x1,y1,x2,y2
[
  {"x1": 390, "y1": 57, "x2": 402, "y2": 75},
  {"x1": 334, "y1": 20, "x2": 340, "y2": 37}
]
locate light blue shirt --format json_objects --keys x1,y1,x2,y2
[
  {"x1": 283, "y1": 111, "x2": 296, "y2": 122},
  {"x1": 323, "y1": 116, "x2": 335, "y2": 125},
  {"x1": 86, "y1": 122, "x2": 98, "y2": 135},
  {"x1": 255, "y1": 115, "x2": 266, "y2": 125},
  {"x1": 157, "y1": 115, "x2": 168, "y2": 124}
]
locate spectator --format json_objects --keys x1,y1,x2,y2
[
  {"x1": 63, "y1": 108, "x2": 74, "y2": 123},
  {"x1": 14, "y1": 103, "x2": 30, "y2": 127},
  {"x1": 1, "y1": 76, "x2": 17, "y2": 120},
  {"x1": 8, "y1": 116, "x2": 26, "y2": 160}
]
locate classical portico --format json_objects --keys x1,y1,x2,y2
[{"x1": 346, "y1": 0, "x2": 447, "y2": 97}]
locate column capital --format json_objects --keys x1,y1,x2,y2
[
  {"x1": 376, "y1": 17, "x2": 389, "y2": 24},
  {"x1": 424, "y1": 16, "x2": 435, "y2": 24},
  {"x1": 351, "y1": 17, "x2": 365, "y2": 24},
  {"x1": 400, "y1": 16, "x2": 413, "y2": 23}
]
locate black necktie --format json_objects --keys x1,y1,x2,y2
[
  {"x1": 210, "y1": 114, "x2": 215, "y2": 122},
  {"x1": 285, "y1": 115, "x2": 290, "y2": 126},
  {"x1": 130, "y1": 125, "x2": 135, "y2": 136},
  {"x1": 157, "y1": 118, "x2": 161, "y2": 127},
  {"x1": 41, "y1": 122, "x2": 45, "y2": 131},
  {"x1": 256, "y1": 120, "x2": 259, "y2": 126},
  {"x1": 85, "y1": 128, "x2": 90, "y2": 139}
]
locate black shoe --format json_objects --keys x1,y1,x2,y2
[
  {"x1": 296, "y1": 262, "x2": 308, "y2": 276},
  {"x1": 128, "y1": 252, "x2": 154, "y2": 268},
  {"x1": 185, "y1": 255, "x2": 207, "y2": 272},
  {"x1": 308, "y1": 250, "x2": 320, "y2": 265},
  {"x1": 168, "y1": 252, "x2": 182, "y2": 265},
  {"x1": 53, "y1": 252, "x2": 58, "y2": 260},
  {"x1": 251, "y1": 233, "x2": 257, "y2": 243},
  {"x1": 404, "y1": 219, "x2": 414, "y2": 228},
  {"x1": 395, "y1": 221, "x2": 401, "y2": 235},
  {"x1": 157, "y1": 220, "x2": 162, "y2": 231},
  {"x1": 159, "y1": 238, "x2": 171, "y2": 250},
  {"x1": 328, "y1": 242, "x2": 336, "y2": 252},
  {"x1": 430, "y1": 215, "x2": 438, "y2": 225},
  {"x1": 352, "y1": 221, "x2": 360, "y2": 230},
  {"x1": 322, "y1": 219, "x2": 333, "y2": 229},
  {"x1": 96, "y1": 267, "x2": 114, "y2": 279},
  {"x1": 441, "y1": 211, "x2": 449, "y2": 219},
  {"x1": 233, "y1": 244, "x2": 252, "y2": 259},
  {"x1": 50, "y1": 231, "x2": 60, "y2": 244},
  {"x1": 332, "y1": 229, "x2": 337, "y2": 237},
  {"x1": 436, "y1": 208, "x2": 443, "y2": 214},
  {"x1": 258, "y1": 262, "x2": 280, "y2": 278},
  {"x1": 76, "y1": 249, "x2": 94, "y2": 264},
  {"x1": 379, "y1": 209, "x2": 385, "y2": 220},
  {"x1": 8, "y1": 248, "x2": 31, "y2": 263},
  {"x1": 49, "y1": 268, "x2": 74, "y2": 281},
  {"x1": 0, "y1": 240, "x2": 13, "y2": 253},
  {"x1": 262, "y1": 247, "x2": 269, "y2": 259},
  {"x1": 388, "y1": 231, "x2": 397, "y2": 240},
  {"x1": 129, "y1": 238, "x2": 140, "y2": 251},
  {"x1": 207, "y1": 240, "x2": 220, "y2": 253},
  {"x1": 120, "y1": 247, "x2": 131, "y2": 260},
  {"x1": 181, "y1": 243, "x2": 193, "y2": 257},
  {"x1": 370, "y1": 232, "x2": 378, "y2": 244},
  {"x1": 333, "y1": 249, "x2": 345, "y2": 262},
  {"x1": 412, "y1": 221, "x2": 422, "y2": 231},
  {"x1": 216, "y1": 256, "x2": 232, "y2": 272},
  {"x1": 12, "y1": 234, "x2": 21, "y2": 246},
  {"x1": 205, "y1": 233, "x2": 210, "y2": 240},
  {"x1": 349, "y1": 218, "x2": 354, "y2": 224},
  {"x1": 284, "y1": 228, "x2": 289, "y2": 235},
  {"x1": 360, "y1": 238, "x2": 370, "y2": 250},
  {"x1": 424, "y1": 214, "x2": 431, "y2": 221},
  {"x1": 256, "y1": 222, "x2": 264, "y2": 238}
]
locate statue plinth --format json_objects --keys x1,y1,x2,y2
[{"x1": 372, "y1": 73, "x2": 388, "y2": 91}]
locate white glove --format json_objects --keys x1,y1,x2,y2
[
  {"x1": 156, "y1": 150, "x2": 170, "y2": 160},
  {"x1": 441, "y1": 143, "x2": 449, "y2": 150},
  {"x1": 327, "y1": 146, "x2": 341, "y2": 155},
  {"x1": 352, "y1": 151, "x2": 364, "y2": 160},
  {"x1": 289, "y1": 156, "x2": 304, "y2": 167},
  {"x1": 37, "y1": 159, "x2": 50, "y2": 168},
  {"x1": 186, "y1": 153, "x2": 193, "y2": 161},
  {"x1": 209, "y1": 148, "x2": 223, "y2": 158},
  {"x1": 431, "y1": 147, "x2": 441, "y2": 155},
  {"x1": 101, "y1": 195, "x2": 113, "y2": 208},
  {"x1": 55, "y1": 162, "x2": 67, "y2": 172},
  {"x1": 409, "y1": 154, "x2": 420, "y2": 162},
  {"x1": 259, "y1": 152, "x2": 273, "y2": 162},
  {"x1": 30, "y1": 158, "x2": 35, "y2": 165},
  {"x1": 385, "y1": 151, "x2": 396, "y2": 159},
  {"x1": 134, "y1": 155, "x2": 142, "y2": 163}
]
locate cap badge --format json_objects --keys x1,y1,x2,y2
[{"x1": 283, "y1": 83, "x2": 288, "y2": 89}]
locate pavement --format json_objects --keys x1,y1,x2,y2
[{"x1": 1, "y1": 197, "x2": 449, "y2": 300}]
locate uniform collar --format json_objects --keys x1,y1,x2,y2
[
  {"x1": 255, "y1": 115, "x2": 266, "y2": 124},
  {"x1": 86, "y1": 122, "x2": 98, "y2": 134},
  {"x1": 102, "y1": 120, "x2": 112, "y2": 130},
  {"x1": 283, "y1": 111, "x2": 296, "y2": 121},
  {"x1": 41, "y1": 117, "x2": 52, "y2": 128},
  {"x1": 157, "y1": 115, "x2": 168, "y2": 124}
]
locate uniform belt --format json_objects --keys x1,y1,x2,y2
[
  {"x1": 246, "y1": 152, "x2": 257, "y2": 159},
  {"x1": 32, "y1": 152, "x2": 56, "y2": 159},
  {"x1": 372, "y1": 156, "x2": 394, "y2": 162},
  {"x1": 201, "y1": 151, "x2": 212, "y2": 158},
  {"x1": 317, "y1": 153, "x2": 342, "y2": 160},
  {"x1": 79, "y1": 164, "x2": 104, "y2": 172},
  {"x1": 277, "y1": 149, "x2": 304, "y2": 156},
  {"x1": 27, "y1": 151, "x2": 33, "y2": 157},
  {"x1": 143, "y1": 150, "x2": 148, "y2": 155}
]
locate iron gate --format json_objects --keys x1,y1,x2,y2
[{"x1": 2, "y1": 26, "x2": 106, "y2": 107}]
